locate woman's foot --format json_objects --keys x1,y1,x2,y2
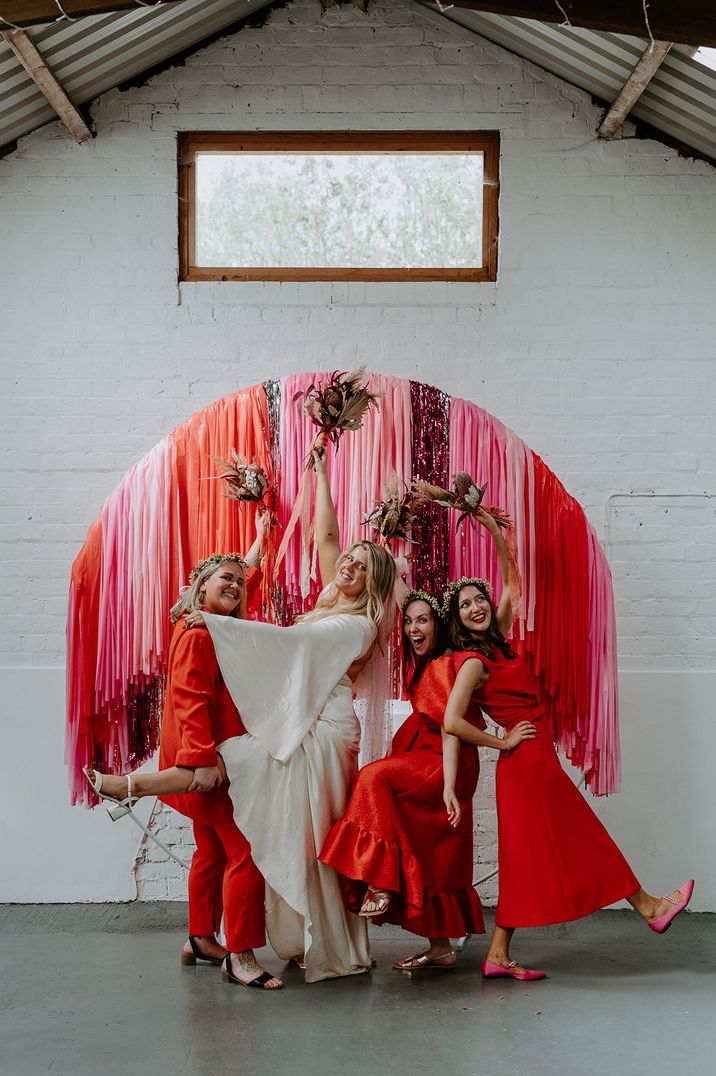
[
  {"x1": 483, "y1": 953, "x2": 547, "y2": 980},
  {"x1": 359, "y1": 889, "x2": 391, "y2": 917},
  {"x1": 222, "y1": 951, "x2": 284, "y2": 990},
  {"x1": 393, "y1": 947, "x2": 456, "y2": 971},
  {"x1": 84, "y1": 766, "x2": 128, "y2": 802},
  {"x1": 644, "y1": 881, "x2": 695, "y2": 934},
  {"x1": 181, "y1": 935, "x2": 227, "y2": 966}
]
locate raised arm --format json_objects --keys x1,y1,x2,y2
[
  {"x1": 444, "y1": 659, "x2": 536, "y2": 752},
  {"x1": 243, "y1": 507, "x2": 265, "y2": 568},
  {"x1": 312, "y1": 438, "x2": 342, "y2": 585},
  {"x1": 475, "y1": 507, "x2": 513, "y2": 636}
]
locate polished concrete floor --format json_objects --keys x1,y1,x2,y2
[{"x1": 1, "y1": 903, "x2": 713, "y2": 1076}]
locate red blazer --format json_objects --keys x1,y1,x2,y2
[{"x1": 158, "y1": 569, "x2": 260, "y2": 827}]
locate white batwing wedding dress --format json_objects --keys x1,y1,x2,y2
[{"x1": 203, "y1": 611, "x2": 375, "y2": 983}]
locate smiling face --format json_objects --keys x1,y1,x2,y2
[
  {"x1": 200, "y1": 561, "x2": 246, "y2": 617},
  {"x1": 334, "y1": 544, "x2": 369, "y2": 600},
  {"x1": 403, "y1": 599, "x2": 438, "y2": 658},
  {"x1": 457, "y1": 585, "x2": 492, "y2": 637}
]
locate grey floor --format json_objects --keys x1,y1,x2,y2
[{"x1": 1, "y1": 904, "x2": 713, "y2": 1076}]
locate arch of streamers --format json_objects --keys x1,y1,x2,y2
[{"x1": 66, "y1": 374, "x2": 620, "y2": 805}]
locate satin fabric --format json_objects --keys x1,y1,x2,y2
[
  {"x1": 210, "y1": 614, "x2": 376, "y2": 983},
  {"x1": 320, "y1": 655, "x2": 486, "y2": 938},
  {"x1": 453, "y1": 649, "x2": 639, "y2": 928}
]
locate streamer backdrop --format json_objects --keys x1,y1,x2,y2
[{"x1": 66, "y1": 374, "x2": 620, "y2": 804}]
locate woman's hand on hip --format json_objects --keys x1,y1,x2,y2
[
  {"x1": 188, "y1": 765, "x2": 223, "y2": 792},
  {"x1": 502, "y1": 721, "x2": 537, "y2": 752}
]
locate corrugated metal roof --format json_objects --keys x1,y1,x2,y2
[
  {"x1": 0, "y1": 0, "x2": 273, "y2": 150},
  {"x1": 0, "y1": 0, "x2": 714, "y2": 161},
  {"x1": 432, "y1": 7, "x2": 716, "y2": 160}
]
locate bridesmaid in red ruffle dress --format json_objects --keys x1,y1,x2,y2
[
  {"x1": 442, "y1": 508, "x2": 694, "y2": 982},
  {"x1": 319, "y1": 589, "x2": 536, "y2": 971}
]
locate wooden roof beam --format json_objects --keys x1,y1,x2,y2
[
  {"x1": 0, "y1": 1, "x2": 183, "y2": 29},
  {"x1": 425, "y1": 2, "x2": 716, "y2": 49},
  {"x1": 1, "y1": 28, "x2": 92, "y2": 142},
  {"x1": 598, "y1": 40, "x2": 672, "y2": 139}
]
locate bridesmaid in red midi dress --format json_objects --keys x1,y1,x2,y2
[
  {"x1": 442, "y1": 508, "x2": 694, "y2": 981},
  {"x1": 319, "y1": 589, "x2": 536, "y2": 971}
]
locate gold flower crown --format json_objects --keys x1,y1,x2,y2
[
  {"x1": 401, "y1": 589, "x2": 445, "y2": 620},
  {"x1": 441, "y1": 576, "x2": 493, "y2": 615},
  {"x1": 189, "y1": 552, "x2": 247, "y2": 585}
]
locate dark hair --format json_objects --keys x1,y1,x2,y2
[
  {"x1": 445, "y1": 581, "x2": 514, "y2": 660},
  {"x1": 401, "y1": 593, "x2": 448, "y2": 690}
]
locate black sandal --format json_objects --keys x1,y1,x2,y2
[
  {"x1": 221, "y1": 953, "x2": 284, "y2": 990},
  {"x1": 181, "y1": 935, "x2": 225, "y2": 967}
]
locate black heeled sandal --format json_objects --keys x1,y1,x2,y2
[
  {"x1": 221, "y1": 953, "x2": 284, "y2": 990},
  {"x1": 181, "y1": 935, "x2": 225, "y2": 967}
]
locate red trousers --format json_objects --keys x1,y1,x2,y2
[{"x1": 188, "y1": 821, "x2": 266, "y2": 952}]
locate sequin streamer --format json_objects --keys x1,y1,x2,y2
[{"x1": 410, "y1": 380, "x2": 451, "y2": 594}]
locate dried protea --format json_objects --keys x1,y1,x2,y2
[
  {"x1": 413, "y1": 473, "x2": 511, "y2": 531},
  {"x1": 294, "y1": 365, "x2": 382, "y2": 448},
  {"x1": 211, "y1": 452, "x2": 270, "y2": 503},
  {"x1": 363, "y1": 473, "x2": 421, "y2": 545}
]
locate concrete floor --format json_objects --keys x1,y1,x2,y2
[{"x1": 1, "y1": 904, "x2": 713, "y2": 1076}]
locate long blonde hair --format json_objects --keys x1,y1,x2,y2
[
  {"x1": 170, "y1": 555, "x2": 247, "y2": 623},
  {"x1": 297, "y1": 541, "x2": 396, "y2": 632}
]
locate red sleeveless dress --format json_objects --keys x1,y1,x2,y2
[
  {"x1": 453, "y1": 649, "x2": 640, "y2": 928},
  {"x1": 320, "y1": 654, "x2": 485, "y2": 937}
]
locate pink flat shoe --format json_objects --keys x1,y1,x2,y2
[
  {"x1": 647, "y1": 879, "x2": 695, "y2": 934},
  {"x1": 481, "y1": 958, "x2": 547, "y2": 982}
]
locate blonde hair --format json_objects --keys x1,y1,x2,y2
[
  {"x1": 297, "y1": 542, "x2": 396, "y2": 632},
  {"x1": 170, "y1": 556, "x2": 247, "y2": 623}
]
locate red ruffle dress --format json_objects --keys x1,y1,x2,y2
[
  {"x1": 319, "y1": 654, "x2": 486, "y2": 937},
  {"x1": 453, "y1": 649, "x2": 640, "y2": 928}
]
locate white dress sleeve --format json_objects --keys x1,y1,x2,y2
[{"x1": 202, "y1": 612, "x2": 375, "y2": 763}]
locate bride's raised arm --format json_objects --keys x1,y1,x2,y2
[{"x1": 312, "y1": 434, "x2": 341, "y2": 585}]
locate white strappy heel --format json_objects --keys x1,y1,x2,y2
[
  {"x1": 83, "y1": 766, "x2": 136, "y2": 821},
  {"x1": 82, "y1": 765, "x2": 191, "y2": 871}
]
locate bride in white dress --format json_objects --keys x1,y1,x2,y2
[{"x1": 189, "y1": 443, "x2": 395, "y2": 982}]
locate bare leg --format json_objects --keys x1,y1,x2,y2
[
  {"x1": 86, "y1": 765, "x2": 194, "y2": 801},
  {"x1": 392, "y1": 936, "x2": 456, "y2": 970},
  {"x1": 626, "y1": 885, "x2": 688, "y2": 924},
  {"x1": 485, "y1": 924, "x2": 519, "y2": 969}
]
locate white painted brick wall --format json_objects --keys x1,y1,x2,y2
[{"x1": 1, "y1": 0, "x2": 714, "y2": 906}]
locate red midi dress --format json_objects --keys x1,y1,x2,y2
[
  {"x1": 319, "y1": 654, "x2": 485, "y2": 938},
  {"x1": 453, "y1": 649, "x2": 640, "y2": 928}
]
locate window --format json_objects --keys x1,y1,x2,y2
[{"x1": 178, "y1": 131, "x2": 499, "y2": 282}]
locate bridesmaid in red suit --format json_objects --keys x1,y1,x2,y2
[
  {"x1": 85, "y1": 522, "x2": 284, "y2": 991},
  {"x1": 442, "y1": 508, "x2": 694, "y2": 982},
  {"x1": 319, "y1": 589, "x2": 536, "y2": 971}
]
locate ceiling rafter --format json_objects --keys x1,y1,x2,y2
[
  {"x1": 0, "y1": 0, "x2": 184, "y2": 29},
  {"x1": 424, "y1": 2, "x2": 715, "y2": 48},
  {"x1": 1, "y1": 27, "x2": 92, "y2": 142},
  {"x1": 598, "y1": 40, "x2": 673, "y2": 139}
]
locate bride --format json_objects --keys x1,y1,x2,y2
[{"x1": 88, "y1": 439, "x2": 396, "y2": 983}]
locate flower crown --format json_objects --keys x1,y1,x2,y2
[
  {"x1": 189, "y1": 552, "x2": 247, "y2": 585},
  {"x1": 442, "y1": 576, "x2": 493, "y2": 614},
  {"x1": 401, "y1": 589, "x2": 445, "y2": 620}
]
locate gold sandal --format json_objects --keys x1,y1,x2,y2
[
  {"x1": 359, "y1": 889, "x2": 391, "y2": 918},
  {"x1": 392, "y1": 950, "x2": 457, "y2": 971}
]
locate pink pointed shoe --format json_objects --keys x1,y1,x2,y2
[
  {"x1": 647, "y1": 880, "x2": 695, "y2": 934},
  {"x1": 481, "y1": 958, "x2": 547, "y2": 982}
]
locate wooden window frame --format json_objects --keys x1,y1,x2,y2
[{"x1": 178, "y1": 131, "x2": 500, "y2": 283}]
